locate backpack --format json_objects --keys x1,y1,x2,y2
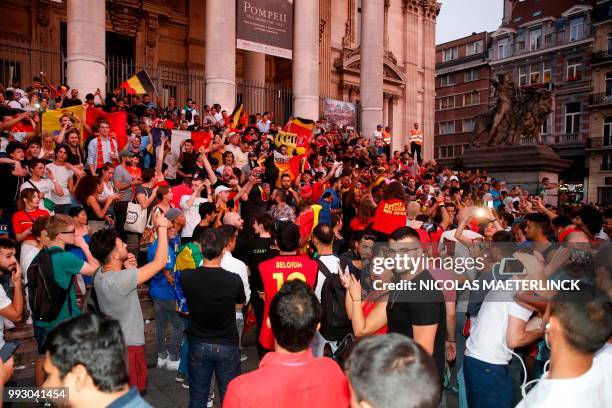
[
  {"x1": 26, "y1": 247, "x2": 74, "y2": 322},
  {"x1": 81, "y1": 268, "x2": 101, "y2": 314},
  {"x1": 316, "y1": 258, "x2": 352, "y2": 341}
]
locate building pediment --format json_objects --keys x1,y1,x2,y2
[
  {"x1": 492, "y1": 27, "x2": 516, "y2": 37},
  {"x1": 561, "y1": 4, "x2": 593, "y2": 18},
  {"x1": 337, "y1": 50, "x2": 406, "y2": 84}
]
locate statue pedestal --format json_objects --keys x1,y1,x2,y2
[{"x1": 461, "y1": 145, "x2": 571, "y2": 205}]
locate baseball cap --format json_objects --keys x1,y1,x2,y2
[
  {"x1": 165, "y1": 208, "x2": 183, "y2": 222},
  {"x1": 300, "y1": 185, "x2": 313, "y2": 199},
  {"x1": 449, "y1": 175, "x2": 459, "y2": 182},
  {"x1": 215, "y1": 185, "x2": 231, "y2": 195}
]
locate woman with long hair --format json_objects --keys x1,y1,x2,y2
[
  {"x1": 12, "y1": 188, "x2": 49, "y2": 272},
  {"x1": 97, "y1": 162, "x2": 117, "y2": 202},
  {"x1": 216, "y1": 151, "x2": 235, "y2": 175},
  {"x1": 350, "y1": 196, "x2": 376, "y2": 232},
  {"x1": 154, "y1": 185, "x2": 174, "y2": 215},
  {"x1": 73, "y1": 174, "x2": 119, "y2": 233}
]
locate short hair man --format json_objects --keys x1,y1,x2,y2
[
  {"x1": 89, "y1": 212, "x2": 170, "y2": 393},
  {"x1": 224, "y1": 280, "x2": 349, "y2": 408},
  {"x1": 346, "y1": 333, "x2": 441, "y2": 408},
  {"x1": 0, "y1": 238, "x2": 23, "y2": 347},
  {"x1": 517, "y1": 286, "x2": 612, "y2": 407},
  {"x1": 43, "y1": 313, "x2": 152, "y2": 407}
]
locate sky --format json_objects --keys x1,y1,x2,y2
[{"x1": 436, "y1": 0, "x2": 504, "y2": 45}]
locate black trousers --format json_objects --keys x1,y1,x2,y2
[{"x1": 411, "y1": 142, "x2": 422, "y2": 164}]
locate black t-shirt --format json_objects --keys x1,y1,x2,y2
[
  {"x1": 192, "y1": 224, "x2": 210, "y2": 242},
  {"x1": 247, "y1": 237, "x2": 278, "y2": 292},
  {"x1": 61, "y1": 98, "x2": 82, "y2": 108},
  {"x1": 180, "y1": 266, "x2": 245, "y2": 346},
  {"x1": 241, "y1": 185, "x2": 267, "y2": 221},
  {"x1": 386, "y1": 270, "x2": 446, "y2": 385},
  {"x1": 180, "y1": 152, "x2": 199, "y2": 176},
  {"x1": 0, "y1": 163, "x2": 22, "y2": 211},
  {"x1": 65, "y1": 145, "x2": 84, "y2": 166}
]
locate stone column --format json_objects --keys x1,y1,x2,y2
[
  {"x1": 360, "y1": 0, "x2": 384, "y2": 141},
  {"x1": 293, "y1": 0, "x2": 320, "y2": 120},
  {"x1": 205, "y1": 0, "x2": 236, "y2": 110},
  {"x1": 66, "y1": 0, "x2": 106, "y2": 97},
  {"x1": 383, "y1": 95, "x2": 389, "y2": 126},
  {"x1": 244, "y1": 51, "x2": 266, "y2": 112}
]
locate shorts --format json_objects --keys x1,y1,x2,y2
[
  {"x1": 33, "y1": 324, "x2": 50, "y2": 355},
  {"x1": 127, "y1": 345, "x2": 148, "y2": 391}
]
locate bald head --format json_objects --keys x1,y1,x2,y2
[{"x1": 223, "y1": 212, "x2": 244, "y2": 230}]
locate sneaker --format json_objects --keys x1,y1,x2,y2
[
  {"x1": 175, "y1": 372, "x2": 187, "y2": 383},
  {"x1": 157, "y1": 357, "x2": 168, "y2": 369},
  {"x1": 181, "y1": 382, "x2": 190, "y2": 389},
  {"x1": 165, "y1": 359, "x2": 180, "y2": 371},
  {"x1": 206, "y1": 392, "x2": 214, "y2": 408},
  {"x1": 240, "y1": 353, "x2": 248, "y2": 362}
]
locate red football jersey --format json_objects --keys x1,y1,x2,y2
[{"x1": 258, "y1": 254, "x2": 318, "y2": 350}]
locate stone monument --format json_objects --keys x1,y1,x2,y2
[{"x1": 461, "y1": 73, "x2": 570, "y2": 204}]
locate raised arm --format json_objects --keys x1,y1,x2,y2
[{"x1": 137, "y1": 213, "x2": 169, "y2": 284}]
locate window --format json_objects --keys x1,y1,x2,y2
[
  {"x1": 439, "y1": 145, "x2": 454, "y2": 158},
  {"x1": 466, "y1": 40, "x2": 483, "y2": 56},
  {"x1": 604, "y1": 117, "x2": 612, "y2": 147},
  {"x1": 440, "y1": 74, "x2": 454, "y2": 86},
  {"x1": 603, "y1": 152, "x2": 612, "y2": 171},
  {"x1": 566, "y1": 58, "x2": 582, "y2": 81},
  {"x1": 519, "y1": 66, "x2": 528, "y2": 86},
  {"x1": 606, "y1": 72, "x2": 612, "y2": 96},
  {"x1": 443, "y1": 47, "x2": 458, "y2": 62},
  {"x1": 569, "y1": 17, "x2": 584, "y2": 42},
  {"x1": 530, "y1": 63, "x2": 541, "y2": 84},
  {"x1": 463, "y1": 118, "x2": 476, "y2": 132},
  {"x1": 608, "y1": 33, "x2": 612, "y2": 55},
  {"x1": 543, "y1": 61, "x2": 551, "y2": 83},
  {"x1": 565, "y1": 102, "x2": 581, "y2": 134},
  {"x1": 599, "y1": 187, "x2": 612, "y2": 205},
  {"x1": 545, "y1": 34, "x2": 553, "y2": 45},
  {"x1": 440, "y1": 96, "x2": 455, "y2": 110},
  {"x1": 518, "y1": 41, "x2": 526, "y2": 50},
  {"x1": 464, "y1": 69, "x2": 479, "y2": 82},
  {"x1": 529, "y1": 28, "x2": 542, "y2": 50},
  {"x1": 465, "y1": 91, "x2": 480, "y2": 106},
  {"x1": 439, "y1": 121, "x2": 455, "y2": 135},
  {"x1": 533, "y1": 10, "x2": 542, "y2": 17},
  {"x1": 498, "y1": 38, "x2": 509, "y2": 59},
  {"x1": 541, "y1": 113, "x2": 551, "y2": 135}
]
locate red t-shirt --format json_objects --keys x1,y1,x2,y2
[
  {"x1": 311, "y1": 181, "x2": 324, "y2": 203},
  {"x1": 370, "y1": 198, "x2": 407, "y2": 235},
  {"x1": 350, "y1": 217, "x2": 374, "y2": 232},
  {"x1": 259, "y1": 255, "x2": 318, "y2": 350},
  {"x1": 12, "y1": 209, "x2": 49, "y2": 242},
  {"x1": 224, "y1": 351, "x2": 350, "y2": 408}
]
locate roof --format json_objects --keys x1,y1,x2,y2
[{"x1": 504, "y1": 0, "x2": 594, "y2": 29}]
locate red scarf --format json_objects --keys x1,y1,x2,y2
[{"x1": 96, "y1": 134, "x2": 118, "y2": 169}]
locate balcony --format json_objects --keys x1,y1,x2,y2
[
  {"x1": 520, "y1": 134, "x2": 587, "y2": 146},
  {"x1": 590, "y1": 93, "x2": 612, "y2": 107},
  {"x1": 588, "y1": 137, "x2": 612, "y2": 150},
  {"x1": 592, "y1": 50, "x2": 612, "y2": 66}
]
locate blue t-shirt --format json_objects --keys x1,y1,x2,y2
[
  {"x1": 318, "y1": 200, "x2": 332, "y2": 225},
  {"x1": 323, "y1": 188, "x2": 340, "y2": 209},
  {"x1": 146, "y1": 235, "x2": 180, "y2": 300}
]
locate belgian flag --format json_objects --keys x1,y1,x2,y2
[
  {"x1": 120, "y1": 70, "x2": 156, "y2": 95},
  {"x1": 229, "y1": 102, "x2": 244, "y2": 129}
]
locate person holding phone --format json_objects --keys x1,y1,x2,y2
[{"x1": 0, "y1": 238, "x2": 24, "y2": 349}]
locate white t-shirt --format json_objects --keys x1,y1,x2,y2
[
  {"x1": 20, "y1": 179, "x2": 54, "y2": 211},
  {"x1": 438, "y1": 229, "x2": 482, "y2": 259},
  {"x1": 225, "y1": 144, "x2": 249, "y2": 169},
  {"x1": 221, "y1": 252, "x2": 251, "y2": 315},
  {"x1": 594, "y1": 343, "x2": 612, "y2": 404},
  {"x1": 516, "y1": 358, "x2": 611, "y2": 408},
  {"x1": 465, "y1": 287, "x2": 533, "y2": 365},
  {"x1": 45, "y1": 163, "x2": 74, "y2": 205},
  {"x1": 0, "y1": 286, "x2": 13, "y2": 348},
  {"x1": 314, "y1": 254, "x2": 340, "y2": 301},
  {"x1": 180, "y1": 195, "x2": 208, "y2": 238}
]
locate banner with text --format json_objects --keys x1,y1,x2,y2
[
  {"x1": 236, "y1": 0, "x2": 293, "y2": 59},
  {"x1": 322, "y1": 99, "x2": 357, "y2": 128}
]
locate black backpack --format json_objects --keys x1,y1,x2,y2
[
  {"x1": 316, "y1": 258, "x2": 353, "y2": 341},
  {"x1": 26, "y1": 247, "x2": 74, "y2": 322}
]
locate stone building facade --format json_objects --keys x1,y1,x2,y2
[
  {"x1": 434, "y1": 32, "x2": 492, "y2": 167},
  {"x1": 0, "y1": 0, "x2": 441, "y2": 158},
  {"x1": 487, "y1": 0, "x2": 594, "y2": 203}
]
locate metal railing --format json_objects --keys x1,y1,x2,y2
[
  {"x1": 0, "y1": 41, "x2": 64, "y2": 89},
  {"x1": 236, "y1": 79, "x2": 293, "y2": 126},
  {"x1": 589, "y1": 136, "x2": 612, "y2": 149},
  {"x1": 520, "y1": 134, "x2": 587, "y2": 146},
  {"x1": 590, "y1": 92, "x2": 612, "y2": 106}
]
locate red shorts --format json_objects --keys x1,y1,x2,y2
[{"x1": 127, "y1": 345, "x2": 148, "y2": 391}]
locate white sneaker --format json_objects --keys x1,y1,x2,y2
[
  {"x1": 207, "y1": 392, "x2": 214, "y2": 408},
  {"x1": 165, "y1": 359, "x2": 180, "y2": 371},
  {"x1": 157, "y1": 357, "x2": 168, "y2": 368}
]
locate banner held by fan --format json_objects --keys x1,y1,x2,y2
[{"x1": 41, "y1": 105, "x2": 85, "y2": 139}]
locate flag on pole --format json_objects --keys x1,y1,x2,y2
[
  {"x1": 107, "y1": 111, "x2": 128, "y2": 150},
  {"x1": 229, "y1": 103, "x2": 244, "y2": 130},
  {"x1": 274, "y1": 155, "x2": 305, "y2": 187},
  {"x1": 120, "y1": 70, "x2": 156, "y2": 95}
]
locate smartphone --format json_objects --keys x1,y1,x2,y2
[
  {"x1": 0, "y1": 342, "x2": 18, "y2": 363},
  {"x1": 487, "y1": 200, "x2": 494, "y2": 209},
  {"x1": 499, "y1": 258, "x2": 526, "y2": 276}
]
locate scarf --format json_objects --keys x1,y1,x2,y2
[{"x1": 96, "y1": 134, "x2": 118, "y2": 169}]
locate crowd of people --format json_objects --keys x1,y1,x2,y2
[{"x1": 0, "y1": 76, "x2": 610, "y2": 408}]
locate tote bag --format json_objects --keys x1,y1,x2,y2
[{"x1": 124, "y1": 189, "x2": 149, "y2": 234}]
